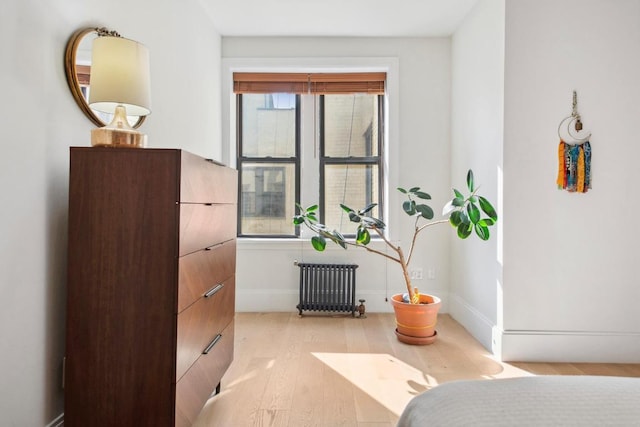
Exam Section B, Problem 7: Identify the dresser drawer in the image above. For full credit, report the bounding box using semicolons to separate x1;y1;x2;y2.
175;320;234;427
179;204;237;256
175;276;235;382
179;151;237;204
178;240;236;313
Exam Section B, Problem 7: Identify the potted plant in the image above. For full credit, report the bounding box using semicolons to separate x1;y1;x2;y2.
293;170;498;344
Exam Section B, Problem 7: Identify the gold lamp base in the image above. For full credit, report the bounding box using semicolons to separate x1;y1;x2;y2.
91;127;147;148
90;104;147;148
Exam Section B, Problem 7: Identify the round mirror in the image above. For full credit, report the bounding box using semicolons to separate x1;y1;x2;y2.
64;27;146;128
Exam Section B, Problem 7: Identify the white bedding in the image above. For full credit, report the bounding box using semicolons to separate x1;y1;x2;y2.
397;375;640;426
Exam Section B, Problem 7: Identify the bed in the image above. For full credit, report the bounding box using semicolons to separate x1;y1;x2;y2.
397;375;640;426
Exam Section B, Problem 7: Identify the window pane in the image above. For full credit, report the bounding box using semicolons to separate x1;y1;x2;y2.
324;164;380;233
242;93;296;157
324;94;379;157
240;162;296;235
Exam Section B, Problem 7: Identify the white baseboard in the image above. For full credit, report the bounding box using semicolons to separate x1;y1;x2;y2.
46;413;63;427
448;293;497;354
501;330;640;363
448;294;640;363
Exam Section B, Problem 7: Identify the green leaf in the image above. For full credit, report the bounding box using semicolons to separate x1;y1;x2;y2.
409;187;420;193
356;227;371;245
414;191;431;200
306;204;319;212
397;187;407;194
475;223;490;241
374;218;387;228
358;203;377;215
467;203;481;224
449;211;463;227
415;204;434;220
467;169;475;192
306;213;317;222
293;216;305;225
348;212;361;222
361;216;386;229
479;218;495;227
340;204;354;213
478;196;498;221
332;230;347;249
453;188;464;199
457;222;473;239
402;200;416;215
311;235;326;251
452;197;465;207
459;212;470;226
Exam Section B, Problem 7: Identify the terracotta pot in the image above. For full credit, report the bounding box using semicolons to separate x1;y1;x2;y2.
390;293;441;345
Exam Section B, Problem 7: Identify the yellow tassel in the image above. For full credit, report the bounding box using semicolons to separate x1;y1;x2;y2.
557;141;566;189
411;287;420;304
577;145;585;192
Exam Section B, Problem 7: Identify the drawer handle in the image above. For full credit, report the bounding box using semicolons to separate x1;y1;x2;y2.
204;242;223;251
203;334;222;354
204;284;224;298
205;158;224;166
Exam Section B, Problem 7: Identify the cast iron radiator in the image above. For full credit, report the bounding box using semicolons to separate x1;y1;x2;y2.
295;262;359;316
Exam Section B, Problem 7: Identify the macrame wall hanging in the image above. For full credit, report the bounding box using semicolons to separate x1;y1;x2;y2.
556;91;592;193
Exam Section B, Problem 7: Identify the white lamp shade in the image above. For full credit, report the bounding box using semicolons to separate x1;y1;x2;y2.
88;36;151;116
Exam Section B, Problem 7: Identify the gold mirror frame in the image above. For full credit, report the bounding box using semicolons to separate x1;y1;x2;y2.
64;27;146;129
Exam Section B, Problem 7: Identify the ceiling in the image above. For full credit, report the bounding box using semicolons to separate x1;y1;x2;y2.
200;0;479;37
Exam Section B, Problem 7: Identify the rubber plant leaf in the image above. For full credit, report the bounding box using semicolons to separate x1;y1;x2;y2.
403;200;416;215
356;227;371;245
478;196;498;221
467;169;474;192
416;204;434;220
475;223;490;241
449;210;463;227
358;203;377;215
467;202;481;224
340;204;354;213
332;230;347;249
348;212;361;222
457;222;473;239
311;235;326;251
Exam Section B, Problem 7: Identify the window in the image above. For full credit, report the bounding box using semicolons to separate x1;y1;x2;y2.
320;94;383;233
235;73;385;238
237;93;299;237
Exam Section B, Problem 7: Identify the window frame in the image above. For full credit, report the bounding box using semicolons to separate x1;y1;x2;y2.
319;94;386;235
236;93;301;238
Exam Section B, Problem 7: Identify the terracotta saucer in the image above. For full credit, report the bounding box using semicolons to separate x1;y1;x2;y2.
394;329;438;345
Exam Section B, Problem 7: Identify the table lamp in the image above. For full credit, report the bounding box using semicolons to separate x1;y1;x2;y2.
88;35;151;147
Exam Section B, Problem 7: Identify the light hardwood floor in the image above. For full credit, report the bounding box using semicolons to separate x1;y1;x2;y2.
193;312;640;427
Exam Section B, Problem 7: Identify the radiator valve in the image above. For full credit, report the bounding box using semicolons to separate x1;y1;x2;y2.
357;299;366;318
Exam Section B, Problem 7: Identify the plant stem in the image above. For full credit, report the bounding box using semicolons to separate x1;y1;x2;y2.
406;218;450;268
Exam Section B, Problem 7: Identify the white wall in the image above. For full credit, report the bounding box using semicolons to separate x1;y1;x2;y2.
450;0;504;352
222;37;454;313
0;1;222;424
502;0;640;362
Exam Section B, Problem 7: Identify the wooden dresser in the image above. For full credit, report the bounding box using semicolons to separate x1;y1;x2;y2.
65;147;237;427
